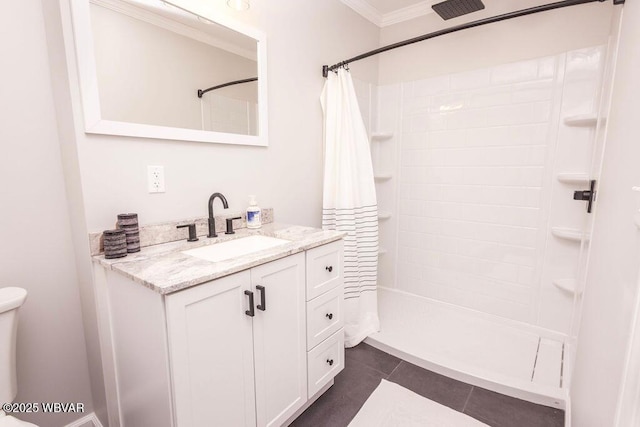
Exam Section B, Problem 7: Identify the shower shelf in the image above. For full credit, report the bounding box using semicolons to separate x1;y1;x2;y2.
557;173;590;185
378;212;392;220
553;279;583;296
370;132;393;141
551;227;590;242
563;114;604;127
374;174;393;182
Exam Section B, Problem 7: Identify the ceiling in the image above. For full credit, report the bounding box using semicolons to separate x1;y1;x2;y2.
340;0;438;27
340;0;587;28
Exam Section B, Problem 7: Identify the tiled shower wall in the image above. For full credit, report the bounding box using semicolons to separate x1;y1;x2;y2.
202;94;258;135
375;47;605;332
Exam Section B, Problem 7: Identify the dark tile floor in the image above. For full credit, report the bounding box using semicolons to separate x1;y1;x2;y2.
291;343;564;427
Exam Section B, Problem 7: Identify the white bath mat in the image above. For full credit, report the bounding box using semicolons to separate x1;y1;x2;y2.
348;380;489;427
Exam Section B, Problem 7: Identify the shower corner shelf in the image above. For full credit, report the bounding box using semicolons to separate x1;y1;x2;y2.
551;227;590;242
378;211;392;220
374;174;393;182
553;279;583;296
371;132;394;141
563;114;605;127
557;173;590;185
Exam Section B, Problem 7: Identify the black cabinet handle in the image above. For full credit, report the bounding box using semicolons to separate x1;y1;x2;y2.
256;285;266;311
244;290;254;317
327;359;334;366
326;313;333;320
326;266;333;272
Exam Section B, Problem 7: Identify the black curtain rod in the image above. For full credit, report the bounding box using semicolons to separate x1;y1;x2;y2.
322;0;623;77
197;77;258;98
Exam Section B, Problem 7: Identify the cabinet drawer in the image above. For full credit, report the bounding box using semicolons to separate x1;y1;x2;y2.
307;286;343;350
307;329;344;397
306;240;343;301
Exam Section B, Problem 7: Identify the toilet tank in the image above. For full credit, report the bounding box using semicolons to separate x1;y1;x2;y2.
0;287;27;405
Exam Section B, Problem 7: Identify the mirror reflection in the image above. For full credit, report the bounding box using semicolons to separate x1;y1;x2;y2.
89;0;259;136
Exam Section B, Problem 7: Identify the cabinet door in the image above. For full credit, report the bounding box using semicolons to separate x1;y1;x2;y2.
166;271;256;427
252;253;307;427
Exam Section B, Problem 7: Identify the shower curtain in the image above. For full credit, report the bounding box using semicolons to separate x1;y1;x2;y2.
320;68;380;348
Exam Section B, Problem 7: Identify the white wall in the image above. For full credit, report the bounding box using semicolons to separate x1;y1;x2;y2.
571;3;640;425
61;0;379;233
91;4;258;131
378;2;613;84
43;1;380;425
0;1;94;425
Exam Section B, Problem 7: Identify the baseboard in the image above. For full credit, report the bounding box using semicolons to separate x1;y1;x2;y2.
64;412;104;427
284;380;334;426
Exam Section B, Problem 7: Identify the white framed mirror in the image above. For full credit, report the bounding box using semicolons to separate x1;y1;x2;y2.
68;0;268;146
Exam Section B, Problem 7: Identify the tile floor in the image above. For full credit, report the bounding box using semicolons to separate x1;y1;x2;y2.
291;343;564;427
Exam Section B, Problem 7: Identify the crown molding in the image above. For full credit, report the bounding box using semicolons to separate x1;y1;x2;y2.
341;0;435;27
340;0;384;26
380;2;435;27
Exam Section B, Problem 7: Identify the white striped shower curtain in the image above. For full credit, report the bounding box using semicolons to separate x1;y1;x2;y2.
320;69;380;348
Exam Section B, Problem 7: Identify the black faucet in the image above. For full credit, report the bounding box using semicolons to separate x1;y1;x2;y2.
208;192;229;238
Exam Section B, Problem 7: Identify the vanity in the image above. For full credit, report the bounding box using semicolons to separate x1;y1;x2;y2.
93;223;345;427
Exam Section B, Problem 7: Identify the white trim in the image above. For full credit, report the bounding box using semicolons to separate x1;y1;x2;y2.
65;0;269;146
565;396;572;427
90;0;256;60
341;0;383;26
380;2;434;27
340;0;436;28
615;241;640;425
64;413;104;427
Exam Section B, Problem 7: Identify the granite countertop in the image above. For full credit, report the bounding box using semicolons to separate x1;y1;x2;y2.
93;223;345;295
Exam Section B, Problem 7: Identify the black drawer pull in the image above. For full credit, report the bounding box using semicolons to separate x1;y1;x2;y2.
256;285;266;311
326;266;333;272
326;313;333;320
327;359;334;366
244;291;254;317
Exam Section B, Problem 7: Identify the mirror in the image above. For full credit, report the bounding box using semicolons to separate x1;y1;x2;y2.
69;0;268;146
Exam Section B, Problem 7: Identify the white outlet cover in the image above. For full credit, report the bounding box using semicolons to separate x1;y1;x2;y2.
147;165;165;193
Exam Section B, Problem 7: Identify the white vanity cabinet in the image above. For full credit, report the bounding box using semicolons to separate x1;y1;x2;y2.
101;239;344;427
166;253;307;427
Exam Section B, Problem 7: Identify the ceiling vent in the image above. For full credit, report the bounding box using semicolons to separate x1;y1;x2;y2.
432;0;485;20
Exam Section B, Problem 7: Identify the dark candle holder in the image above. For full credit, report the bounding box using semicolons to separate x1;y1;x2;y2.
103;229;127;259
117;213;140;253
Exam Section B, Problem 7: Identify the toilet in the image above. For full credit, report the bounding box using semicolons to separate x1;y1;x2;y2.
0;287;38;427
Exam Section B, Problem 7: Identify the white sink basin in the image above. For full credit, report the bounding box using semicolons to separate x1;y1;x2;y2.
182;235;289;263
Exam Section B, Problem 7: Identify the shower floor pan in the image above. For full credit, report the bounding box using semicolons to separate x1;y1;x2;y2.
365;287;568;410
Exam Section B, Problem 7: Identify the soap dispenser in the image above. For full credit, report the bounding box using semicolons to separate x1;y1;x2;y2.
246;195;262;229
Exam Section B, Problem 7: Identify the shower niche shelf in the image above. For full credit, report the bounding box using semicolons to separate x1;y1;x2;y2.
563;114;604;127
551;227;590;242
378;212;392;220
370;132;393;141
557;173;590;185
553;279;583;296
374;174;393;182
